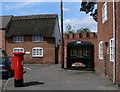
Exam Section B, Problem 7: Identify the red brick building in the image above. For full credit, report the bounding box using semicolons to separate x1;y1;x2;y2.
97;1;120;85
1;14;61;64
0;16;12;49
63;32;97;69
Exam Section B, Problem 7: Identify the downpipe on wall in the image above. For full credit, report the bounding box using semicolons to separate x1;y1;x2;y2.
113;0;116;84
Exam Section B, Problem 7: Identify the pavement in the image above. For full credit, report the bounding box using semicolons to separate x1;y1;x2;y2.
1;64;119;91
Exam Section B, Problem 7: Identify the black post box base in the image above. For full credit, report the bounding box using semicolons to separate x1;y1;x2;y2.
14;79;24;87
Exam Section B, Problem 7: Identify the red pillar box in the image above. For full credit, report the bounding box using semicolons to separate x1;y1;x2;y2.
11;56;17;70
13;52;25;87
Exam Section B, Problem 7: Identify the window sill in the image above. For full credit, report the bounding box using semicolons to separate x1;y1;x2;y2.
32;56;43;58
110;60;114;63
102;19;107;24
99;58;103;60
32;41;43;43
13;42;24;43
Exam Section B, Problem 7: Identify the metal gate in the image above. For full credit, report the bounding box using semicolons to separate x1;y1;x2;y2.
66;40;94;71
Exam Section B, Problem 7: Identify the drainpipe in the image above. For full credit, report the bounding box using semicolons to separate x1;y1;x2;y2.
113;0;116;84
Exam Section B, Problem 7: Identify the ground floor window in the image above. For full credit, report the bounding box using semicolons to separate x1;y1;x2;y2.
99;41;103;59
13;48;24;52
32;47;43;57
110;38;114;62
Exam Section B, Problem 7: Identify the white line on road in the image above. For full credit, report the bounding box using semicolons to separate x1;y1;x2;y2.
2;78;12;91
23;67;32;70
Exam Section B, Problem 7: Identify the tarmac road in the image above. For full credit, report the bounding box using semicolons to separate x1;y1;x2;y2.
2;64;119;91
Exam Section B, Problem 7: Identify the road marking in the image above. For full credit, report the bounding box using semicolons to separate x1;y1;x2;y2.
2;78;11;91
23;67;32;70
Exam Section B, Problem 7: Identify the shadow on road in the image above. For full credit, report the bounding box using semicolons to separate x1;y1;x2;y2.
24;81;44;87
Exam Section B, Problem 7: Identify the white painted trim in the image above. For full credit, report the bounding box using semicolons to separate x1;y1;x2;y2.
110;38;114;62
102;2;108;23
99;41;103;60
13;48;24;52
32;35;43;42
32;47;43;57
13;35;24;43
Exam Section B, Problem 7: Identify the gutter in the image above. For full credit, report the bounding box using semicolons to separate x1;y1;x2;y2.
113;0;116;84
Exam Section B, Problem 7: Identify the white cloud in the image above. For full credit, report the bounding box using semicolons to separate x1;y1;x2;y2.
63;7;69;11
4;4;10;10
64;17;96;26
63;16;97;32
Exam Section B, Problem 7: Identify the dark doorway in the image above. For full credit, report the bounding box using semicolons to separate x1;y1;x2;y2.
55;46;59;64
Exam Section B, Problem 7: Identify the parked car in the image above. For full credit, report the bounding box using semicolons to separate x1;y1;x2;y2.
0;56;13;78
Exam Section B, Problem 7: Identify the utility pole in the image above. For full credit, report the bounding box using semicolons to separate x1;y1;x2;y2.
60;0;64;68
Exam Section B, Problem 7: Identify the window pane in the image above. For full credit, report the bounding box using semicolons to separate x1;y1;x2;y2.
110;38;114;61
13;48;24;52
32;48;43;57
99;41;103;59
13;36;24;42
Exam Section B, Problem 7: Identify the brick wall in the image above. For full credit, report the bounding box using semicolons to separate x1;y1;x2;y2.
97;2;114;80
98;2;120;85
6;36;56;64
0;30;5;49
116;2;120;85
63;32;97;69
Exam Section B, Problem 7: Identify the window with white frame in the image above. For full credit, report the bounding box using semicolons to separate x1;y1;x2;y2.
32;47;43;57
13;48;24;52
13;35;24;43
32;35;43;42
110;38;114;62
102;2;107;23
99;41;103;59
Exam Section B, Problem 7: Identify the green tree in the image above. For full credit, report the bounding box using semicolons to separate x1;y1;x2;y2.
2;50;7;56
65;24;76;33
76;27;91;33
80;0;97;22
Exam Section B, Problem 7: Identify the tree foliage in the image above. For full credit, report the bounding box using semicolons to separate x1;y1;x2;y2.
65;24;76;33
80;0;97;22
76;27;91;33
65;24;91;34
2;49;7;56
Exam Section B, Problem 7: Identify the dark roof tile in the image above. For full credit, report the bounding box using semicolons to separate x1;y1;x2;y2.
0;16;12;29
6;14;58;37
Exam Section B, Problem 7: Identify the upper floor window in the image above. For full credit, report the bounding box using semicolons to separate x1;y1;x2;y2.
13;48;24;53
99;41;103;59
32;47;43;57
32;35;43;42
110;38;114;62
13;35;24;43
102;2;107;23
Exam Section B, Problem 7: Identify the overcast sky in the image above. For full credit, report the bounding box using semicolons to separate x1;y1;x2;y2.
1;1;97;32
